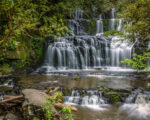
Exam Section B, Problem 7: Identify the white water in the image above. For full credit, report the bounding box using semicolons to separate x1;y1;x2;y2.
64;90;108;110
120;91;150;120
96;14;103;35
111;36;132;67
37;8;133;72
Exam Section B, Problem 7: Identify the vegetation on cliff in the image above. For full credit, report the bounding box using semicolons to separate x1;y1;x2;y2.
0;0;149;74
0;0;120;74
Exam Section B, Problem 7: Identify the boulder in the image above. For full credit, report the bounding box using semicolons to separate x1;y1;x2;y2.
4;113;20;120
22;89;49;107
0;116;4;120
22;89;57;120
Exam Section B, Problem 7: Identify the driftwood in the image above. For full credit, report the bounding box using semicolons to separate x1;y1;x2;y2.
0;95;24;104
53;103;77;111
47;87;60;95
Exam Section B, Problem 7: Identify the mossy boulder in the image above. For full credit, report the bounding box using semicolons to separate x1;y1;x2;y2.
62;88;72;96
98;86;131;104
104;92;120;104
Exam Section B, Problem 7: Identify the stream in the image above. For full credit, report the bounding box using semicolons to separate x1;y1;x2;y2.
9;69;149;120
1;8;150;120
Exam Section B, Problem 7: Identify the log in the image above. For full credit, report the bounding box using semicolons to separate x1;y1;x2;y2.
0;95;24;104
53;103;77;111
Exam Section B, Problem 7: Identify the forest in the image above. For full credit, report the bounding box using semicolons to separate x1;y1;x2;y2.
0;0;150;120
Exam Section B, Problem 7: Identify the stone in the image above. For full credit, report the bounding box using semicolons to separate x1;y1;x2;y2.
4;113;20;120
22;89;57;120
22;89;49;107
0;116;4;120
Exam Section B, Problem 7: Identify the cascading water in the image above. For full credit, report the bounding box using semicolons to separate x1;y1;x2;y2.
38;8;132;72
108;8;123;31
68;9;86;36
120;90;150;120
96;14;103;35
111;37;132;67
64;89;108;110
42;36;111;71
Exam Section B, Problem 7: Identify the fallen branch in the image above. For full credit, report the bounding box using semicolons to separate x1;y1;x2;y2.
0;95;24;104
53;103;77;111
47;87;60;95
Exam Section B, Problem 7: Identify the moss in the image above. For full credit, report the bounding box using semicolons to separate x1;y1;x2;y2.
98;87;130;104
103;19;110;31
85;19;96;35
62;88;72;96
106;92;120;104
0;86;13;92
74;76;81;81
104;30;124;36
0;64;11;74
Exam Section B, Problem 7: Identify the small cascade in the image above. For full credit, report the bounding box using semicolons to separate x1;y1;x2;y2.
147;41;150;66
64;89;108;110
111;37;132;67
96;14;103;35
108;8;123;31
68;9;86;36
109;8;116;30
0;78;14;88
0;77;15;100
120;89;150;120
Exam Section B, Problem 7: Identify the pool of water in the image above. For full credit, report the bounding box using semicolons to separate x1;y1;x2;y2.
12;69;150;120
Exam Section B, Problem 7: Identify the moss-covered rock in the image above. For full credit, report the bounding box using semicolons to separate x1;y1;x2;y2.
62;88;72;96
98;86;131;104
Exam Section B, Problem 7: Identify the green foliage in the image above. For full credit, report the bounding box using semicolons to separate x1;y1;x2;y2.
121;53;150;72
108;92;119;104
0;0;129;72
6;40;17;51
122;52;150;87
147;83;150;87
49;92;64;103
104;30;124;36
62;107;74;120
121;0;150;42
33;92;73;120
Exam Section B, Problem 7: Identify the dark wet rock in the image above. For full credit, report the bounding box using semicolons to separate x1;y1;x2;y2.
23;105;46;120
0;87;13;93
61;88;73;96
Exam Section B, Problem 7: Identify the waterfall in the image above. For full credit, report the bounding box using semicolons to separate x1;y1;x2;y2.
109;8;116;30
111;37;132;67
109;8;123;31
96;14;103;35
147;41;150;66
37;8;133;72
68;9;86;36
42;36;112;71
120;90;150;120
64;89;108;110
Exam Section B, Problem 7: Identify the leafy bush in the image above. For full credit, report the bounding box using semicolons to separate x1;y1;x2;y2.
6;40;17;51
121;52;150;87
121;53;150;72
33;92;74;120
